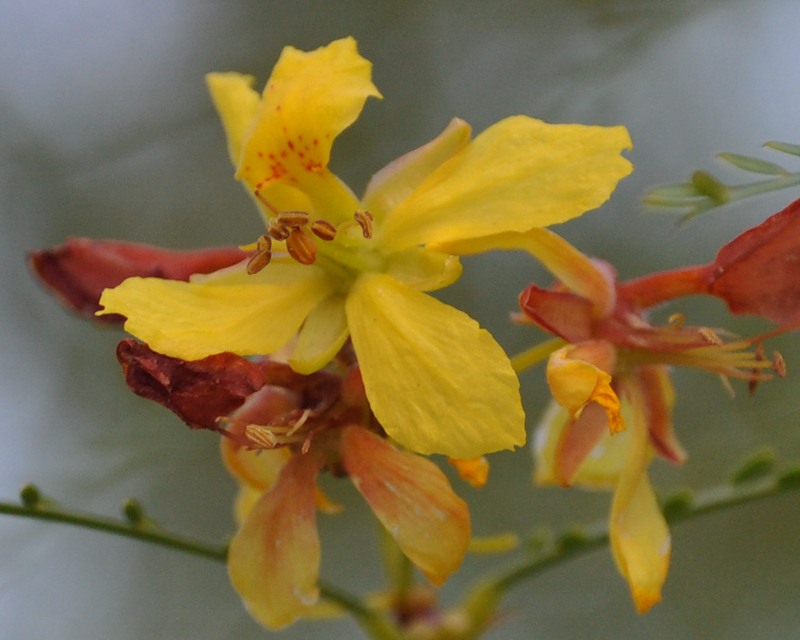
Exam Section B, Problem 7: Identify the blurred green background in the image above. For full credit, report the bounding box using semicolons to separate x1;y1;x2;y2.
2;1;800;638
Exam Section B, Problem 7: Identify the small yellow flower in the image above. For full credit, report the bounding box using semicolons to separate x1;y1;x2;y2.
99;37;633;459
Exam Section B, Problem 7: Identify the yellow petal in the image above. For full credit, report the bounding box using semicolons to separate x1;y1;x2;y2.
98;266;332;361
228;452;323;630
443;228;616;317
610;381;670;613
546;344;624;433
362;117;472;221
340;426;470;585
206;72;262;167
236;37;380;221
221;438;290;493
384;248;463;292
289;293;349;374
378;117;632;252
346;273;525;458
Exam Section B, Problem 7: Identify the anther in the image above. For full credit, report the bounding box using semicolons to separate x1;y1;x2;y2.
311;219;337;241
246;235;272;275
277;211;311;228
268;217;292;241
698;327;724;345
773;351;787;377
245;424;278;449
668;313;686;329
286;228;317;265
354;210;374;239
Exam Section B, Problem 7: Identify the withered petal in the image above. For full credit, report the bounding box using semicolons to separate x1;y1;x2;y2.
116;339;266;429
29;237;247;322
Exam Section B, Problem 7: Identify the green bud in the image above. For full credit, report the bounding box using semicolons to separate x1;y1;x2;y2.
732;447;776;485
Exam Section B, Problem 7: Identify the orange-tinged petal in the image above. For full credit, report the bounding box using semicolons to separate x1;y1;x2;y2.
340;426;470;585
236;38;380;221
638;366;686;465
228;451;323;629
610;381;670;613
346;272;525;458
362;118;472;221
98;266;332;361
553;402;612;486
448;456;489;489
546;343;624;434
533;401;633;489
379;117;632;252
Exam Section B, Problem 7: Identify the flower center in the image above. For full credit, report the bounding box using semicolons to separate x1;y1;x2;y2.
246;192;381;276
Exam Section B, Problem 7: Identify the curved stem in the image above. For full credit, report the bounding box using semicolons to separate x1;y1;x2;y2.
479;469;800;597
0;496;228;561
0;489;385;634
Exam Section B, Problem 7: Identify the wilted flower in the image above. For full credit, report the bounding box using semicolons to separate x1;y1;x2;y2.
519;199;800;611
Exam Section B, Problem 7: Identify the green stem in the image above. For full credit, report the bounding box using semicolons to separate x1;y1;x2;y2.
479;468;800;597
0;494;227;561
0;486;387;635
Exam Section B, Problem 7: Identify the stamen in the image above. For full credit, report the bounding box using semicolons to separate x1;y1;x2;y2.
245;424;279;448
253;185;280;216
668;313;686;329
246;235;272;275
354;210;374;239
698;327;724;345
311;219;337;241
286;228;317;265
268;217;292;241
277;211;311;228
773;351;787;377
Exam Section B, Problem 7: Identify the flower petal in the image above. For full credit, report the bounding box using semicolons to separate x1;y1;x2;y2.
98;266;332;361
533;401;633;489
221;438;291;495
340;426;470;585
235;38;380;220
385;248;463;292
346;273;525;458
378;117;632;252
115;339;267;429
610;381;670;613
546;343;624;434
206;72;262;167
362;118;472;221
228;451;323;629
448;456;489;489
28;238;247;322
638;366;686;465
289;294;350;374
708;196;800;324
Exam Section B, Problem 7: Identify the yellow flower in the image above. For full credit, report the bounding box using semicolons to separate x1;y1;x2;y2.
99;37;633;459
